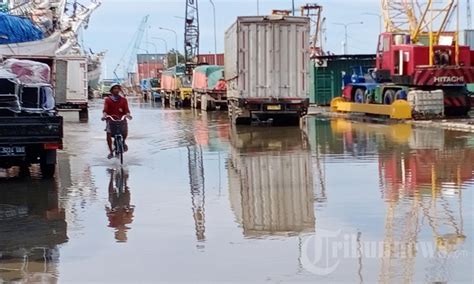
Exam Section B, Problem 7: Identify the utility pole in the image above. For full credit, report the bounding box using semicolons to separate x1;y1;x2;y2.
292;0;295;16
209;0;218;64
468;0;472;29
333;21;364;54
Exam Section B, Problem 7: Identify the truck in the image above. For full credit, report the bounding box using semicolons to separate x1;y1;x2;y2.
160;64;192;108
224;15;311;125
55;56;89;121
342;32;474;118
227;126;315;237
191;65;227;111
0;63;63;178
2;55;89;121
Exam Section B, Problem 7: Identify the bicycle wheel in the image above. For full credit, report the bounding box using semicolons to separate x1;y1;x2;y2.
115;135;124;165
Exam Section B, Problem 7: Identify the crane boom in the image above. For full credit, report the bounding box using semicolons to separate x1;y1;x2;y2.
382;0;457;44
113;15;149;83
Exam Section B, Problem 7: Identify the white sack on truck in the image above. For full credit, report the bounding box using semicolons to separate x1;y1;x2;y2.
2;59;51;84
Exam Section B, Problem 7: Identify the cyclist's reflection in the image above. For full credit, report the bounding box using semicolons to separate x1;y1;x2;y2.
105;169;134;242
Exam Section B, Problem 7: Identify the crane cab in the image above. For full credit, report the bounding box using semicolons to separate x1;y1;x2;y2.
375;32;474;86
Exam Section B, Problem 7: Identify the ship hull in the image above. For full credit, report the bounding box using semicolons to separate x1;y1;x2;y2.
0;32;61;57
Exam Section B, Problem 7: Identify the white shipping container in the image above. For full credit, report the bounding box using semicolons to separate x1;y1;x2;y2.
225;16;310;100
228;127;315;237
55;56;88;105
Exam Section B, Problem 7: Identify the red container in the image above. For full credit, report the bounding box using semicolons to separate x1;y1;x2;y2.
198;54;224;66
138;62;165;81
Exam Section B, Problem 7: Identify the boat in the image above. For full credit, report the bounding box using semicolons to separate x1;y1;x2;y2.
0;0;101;57
87;50;105;92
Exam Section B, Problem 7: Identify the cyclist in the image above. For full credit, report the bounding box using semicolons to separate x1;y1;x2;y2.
103;84;132;159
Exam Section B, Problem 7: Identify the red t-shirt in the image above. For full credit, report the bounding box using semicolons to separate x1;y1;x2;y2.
103;96;130;119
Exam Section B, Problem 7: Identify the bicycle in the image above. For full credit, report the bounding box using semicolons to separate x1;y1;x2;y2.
103;115;130;165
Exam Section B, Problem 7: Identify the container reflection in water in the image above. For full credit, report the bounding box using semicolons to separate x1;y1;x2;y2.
0;178;67;283
307;117;473;283
228;127;316;237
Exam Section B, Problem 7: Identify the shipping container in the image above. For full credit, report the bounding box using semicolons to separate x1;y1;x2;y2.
310;55;376;105
137;62;165;81
198;54;224;66
228;126;315;237
224;15;311;125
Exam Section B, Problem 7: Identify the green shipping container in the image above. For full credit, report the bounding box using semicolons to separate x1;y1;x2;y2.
310;55;376;105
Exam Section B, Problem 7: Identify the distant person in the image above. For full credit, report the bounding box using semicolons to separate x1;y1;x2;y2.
103;84;132;159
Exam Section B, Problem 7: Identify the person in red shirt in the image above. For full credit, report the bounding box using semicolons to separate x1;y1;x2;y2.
103;84;132;159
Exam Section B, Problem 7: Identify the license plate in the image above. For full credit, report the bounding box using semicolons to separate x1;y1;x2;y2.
0;146;26;157
267;105;281;111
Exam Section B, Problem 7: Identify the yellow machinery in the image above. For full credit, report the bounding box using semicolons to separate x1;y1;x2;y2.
330;97;412;120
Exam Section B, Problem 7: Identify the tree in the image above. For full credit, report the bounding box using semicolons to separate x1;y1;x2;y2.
166;49;185;68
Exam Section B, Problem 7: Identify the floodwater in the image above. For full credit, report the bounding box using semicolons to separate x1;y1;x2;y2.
0;98;473;283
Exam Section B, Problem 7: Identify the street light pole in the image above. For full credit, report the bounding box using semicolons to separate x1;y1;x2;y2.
209;0;218;64
333;21;364;54
152;37;169;68
257;0;259;15
159;27;179;67
362;12;382;34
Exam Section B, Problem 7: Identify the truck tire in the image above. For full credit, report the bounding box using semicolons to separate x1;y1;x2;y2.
201;95;208;111
79;108;89;122
40;163;56;179
40;150;57;179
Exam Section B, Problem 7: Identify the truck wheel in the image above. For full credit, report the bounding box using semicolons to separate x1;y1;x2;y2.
40;150;57;179
354;88;366;103
40;163;56;179
383;89;396;105
79;108;89;122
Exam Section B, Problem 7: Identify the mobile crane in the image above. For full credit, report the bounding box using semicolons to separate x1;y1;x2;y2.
332;0;474;119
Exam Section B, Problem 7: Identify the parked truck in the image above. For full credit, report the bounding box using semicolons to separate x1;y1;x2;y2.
160;64;192;108
228;126;315;237
224;15;311;125
0;60;63;178
191;65;227;111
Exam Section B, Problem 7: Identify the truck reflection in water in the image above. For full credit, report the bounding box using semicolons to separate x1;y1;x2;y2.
228;127;316;237
308;118;472;283
0;179;67;283
105;169;134;243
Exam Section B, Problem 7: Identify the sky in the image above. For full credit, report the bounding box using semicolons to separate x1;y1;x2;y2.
81;0;471;78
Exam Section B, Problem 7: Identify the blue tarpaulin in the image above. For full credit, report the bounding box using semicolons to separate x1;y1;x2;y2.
0;12;44;44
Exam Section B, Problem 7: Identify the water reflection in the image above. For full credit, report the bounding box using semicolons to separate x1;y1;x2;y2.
105;169;134;243
228;126;316;237
308;118;472;283
0;179;67;283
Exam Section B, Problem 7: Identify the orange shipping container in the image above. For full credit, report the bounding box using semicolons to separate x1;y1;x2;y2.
198;54;224;66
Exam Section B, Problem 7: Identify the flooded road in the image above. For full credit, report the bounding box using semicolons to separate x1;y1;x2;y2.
0;98;473;283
